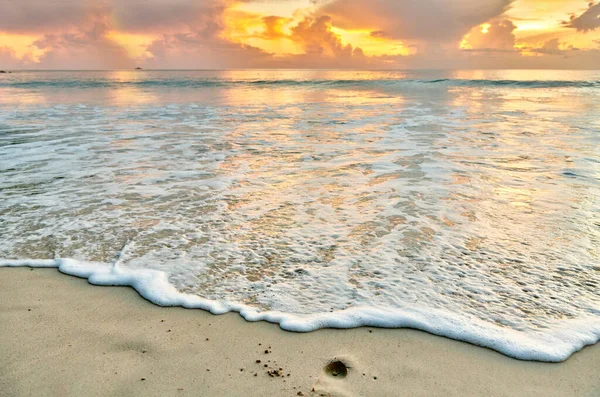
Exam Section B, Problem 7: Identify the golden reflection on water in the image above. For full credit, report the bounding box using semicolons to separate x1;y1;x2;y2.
441;79;597;261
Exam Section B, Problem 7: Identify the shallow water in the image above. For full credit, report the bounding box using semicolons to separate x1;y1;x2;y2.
1;70;599;361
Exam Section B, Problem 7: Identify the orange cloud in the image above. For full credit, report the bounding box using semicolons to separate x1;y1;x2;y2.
461;20;517;50
289;16;362;57
261;16;288;39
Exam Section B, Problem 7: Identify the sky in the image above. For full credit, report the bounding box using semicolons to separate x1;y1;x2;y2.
1;0;600;69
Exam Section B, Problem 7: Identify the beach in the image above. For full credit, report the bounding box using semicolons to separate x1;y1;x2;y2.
1;70;599;396
1;267;598;397
2;0;600;394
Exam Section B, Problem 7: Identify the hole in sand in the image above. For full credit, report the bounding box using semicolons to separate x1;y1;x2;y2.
324;360;348;378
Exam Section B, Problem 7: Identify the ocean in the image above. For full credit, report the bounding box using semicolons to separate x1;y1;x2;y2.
1;70;598;362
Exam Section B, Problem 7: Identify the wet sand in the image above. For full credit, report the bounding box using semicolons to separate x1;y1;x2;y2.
1;267;598;396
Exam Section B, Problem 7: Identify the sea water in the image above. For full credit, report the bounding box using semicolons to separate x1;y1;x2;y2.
1;70;599;361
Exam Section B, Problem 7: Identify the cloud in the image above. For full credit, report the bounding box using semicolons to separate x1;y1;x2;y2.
112;0;227;34
142;34;272;69
140;15;369;69
0;0;91;34
1;0;599;69
28;10;134;69
539;38;561;52
370;30;390;39
462;19;517;50
0;46;29;69
289;16;363;57
0;0;229;35
517;38;583;56
565;2;600;32
319;0;513;41
279;17;368;68
0;0;266;69
383;44;600;69
260;16;288;39
531;39;565;55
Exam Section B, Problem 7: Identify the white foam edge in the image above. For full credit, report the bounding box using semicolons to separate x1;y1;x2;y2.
2;258;599;362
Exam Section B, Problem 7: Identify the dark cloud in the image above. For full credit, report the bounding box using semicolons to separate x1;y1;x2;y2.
565;2;600;32
0;0;229;34
370;30;390;38
30;11;134;69
113;1;228;33
142;32;272;69
319;0;513;41
0;0;91;34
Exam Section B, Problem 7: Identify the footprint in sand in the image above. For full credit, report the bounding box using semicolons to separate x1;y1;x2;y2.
324;360;349;378
312;357;356;396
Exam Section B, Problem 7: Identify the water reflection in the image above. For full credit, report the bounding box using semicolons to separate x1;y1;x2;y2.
1;70;599;349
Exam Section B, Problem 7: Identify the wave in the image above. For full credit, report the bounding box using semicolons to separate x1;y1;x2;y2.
1;78;598;89
1;258;599;362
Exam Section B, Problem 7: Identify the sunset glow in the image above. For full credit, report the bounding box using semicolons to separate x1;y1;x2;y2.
1;0;599;69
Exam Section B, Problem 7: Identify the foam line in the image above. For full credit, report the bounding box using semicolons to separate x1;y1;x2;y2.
2;258;599;363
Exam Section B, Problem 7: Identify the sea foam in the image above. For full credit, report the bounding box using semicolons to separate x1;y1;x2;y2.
1;257;599;362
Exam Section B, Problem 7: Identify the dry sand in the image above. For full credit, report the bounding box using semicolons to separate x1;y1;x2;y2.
1;267;598;397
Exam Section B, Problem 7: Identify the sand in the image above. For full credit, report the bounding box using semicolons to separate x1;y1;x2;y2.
1;268;598;397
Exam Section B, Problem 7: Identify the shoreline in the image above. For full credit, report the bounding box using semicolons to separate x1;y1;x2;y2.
1;267;599;396
2;259;596;363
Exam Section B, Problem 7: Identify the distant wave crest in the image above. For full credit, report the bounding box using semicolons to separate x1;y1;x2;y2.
1;78;598;89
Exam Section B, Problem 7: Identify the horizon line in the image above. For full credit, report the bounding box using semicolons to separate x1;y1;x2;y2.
2;68;600;72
